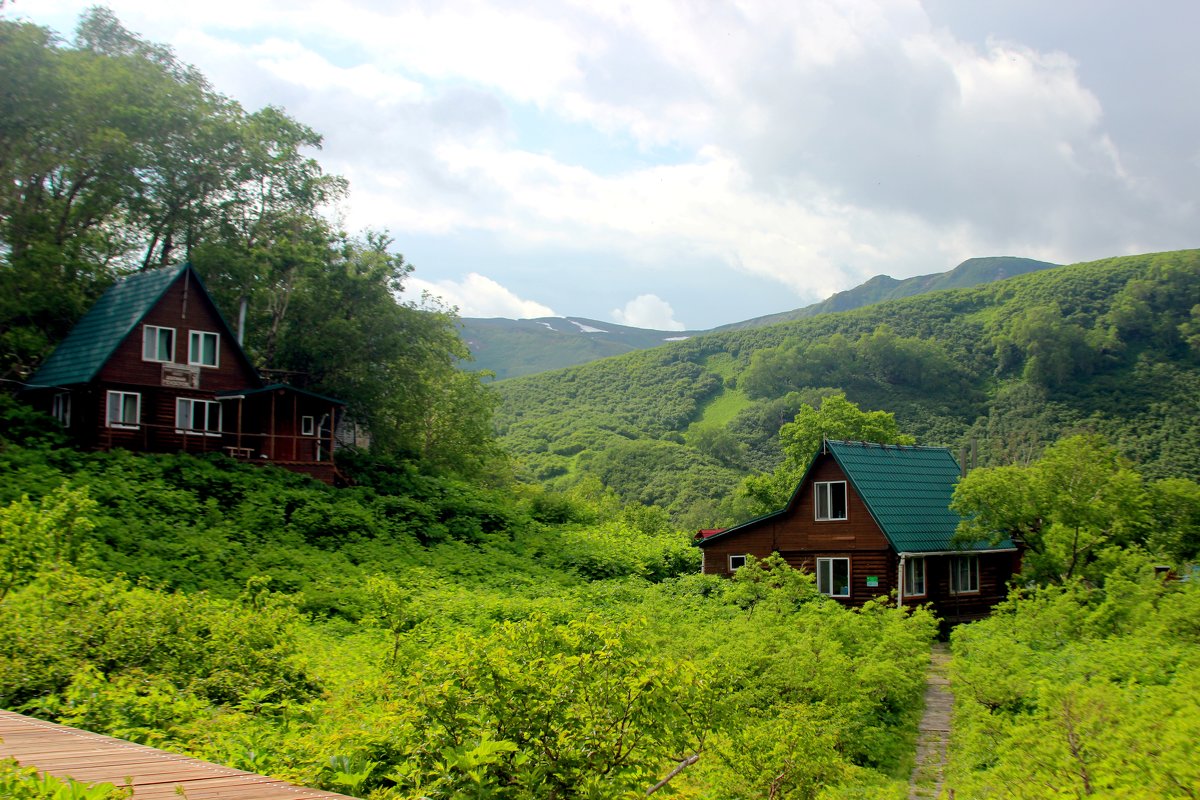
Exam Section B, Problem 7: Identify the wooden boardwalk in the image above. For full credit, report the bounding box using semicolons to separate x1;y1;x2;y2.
0;709;356;799
908;642;952;800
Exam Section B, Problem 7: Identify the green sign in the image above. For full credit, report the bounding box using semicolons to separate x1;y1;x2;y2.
866;576;879;588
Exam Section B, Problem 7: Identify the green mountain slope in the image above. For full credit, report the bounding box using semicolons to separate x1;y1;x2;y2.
713;256;1058;331
494;250;1200;527
463;256;1058;378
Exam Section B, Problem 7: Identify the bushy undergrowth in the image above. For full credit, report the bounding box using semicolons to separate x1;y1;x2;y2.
0;423;936;798
946;570;1200;798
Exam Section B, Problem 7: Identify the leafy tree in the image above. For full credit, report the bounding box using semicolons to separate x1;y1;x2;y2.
952;435;1151;582
739;394;913;513
0;11;344;382
997;303;1100;388
1146;477;1200;564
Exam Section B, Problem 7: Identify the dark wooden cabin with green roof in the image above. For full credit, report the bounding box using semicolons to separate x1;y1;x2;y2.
24;263;345;484
695;439;1020;623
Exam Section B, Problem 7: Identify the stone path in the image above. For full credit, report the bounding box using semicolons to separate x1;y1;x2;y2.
908;642;952;800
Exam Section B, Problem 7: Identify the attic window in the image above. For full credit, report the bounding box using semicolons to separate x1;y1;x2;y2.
189;330;219;368
143;325;175;362
814;481;847;521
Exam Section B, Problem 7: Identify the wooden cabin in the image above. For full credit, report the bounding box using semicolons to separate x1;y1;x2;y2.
695;440;1020;624
23;264;345;484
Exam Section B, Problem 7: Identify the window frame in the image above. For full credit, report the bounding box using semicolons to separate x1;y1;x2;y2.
188;330;220;368
175;397;223;437
301;415;315;436
814;481;848;521
106;390;141;429
142;325;176;363
728;554;748;571
904;556;927;597
52;392;71;428
816;556;851;597
950;555;980;595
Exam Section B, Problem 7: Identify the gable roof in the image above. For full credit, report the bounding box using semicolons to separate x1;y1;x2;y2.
698;439;1015;554
27;263;258;389
28;264;187;388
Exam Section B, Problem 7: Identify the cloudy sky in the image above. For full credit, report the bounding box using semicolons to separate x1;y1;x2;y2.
12;1;1198;329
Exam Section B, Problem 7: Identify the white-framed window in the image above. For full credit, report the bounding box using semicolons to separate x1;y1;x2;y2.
106;391;140;428
728;554;748;571
52;392;71;427
817;557;850;597
175;398;222;436
301;415;315;436
814;481;848;521
188;330;219;368
905;557;926;596
142;325;175;362
950;556;980;594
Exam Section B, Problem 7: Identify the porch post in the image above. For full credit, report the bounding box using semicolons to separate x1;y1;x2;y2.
898;554;905;609
291;393;298;461
327;403;336;462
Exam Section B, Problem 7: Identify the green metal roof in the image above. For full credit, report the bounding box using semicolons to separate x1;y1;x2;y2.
697;439;1014;554
824;440;1013;553
28;264;187;388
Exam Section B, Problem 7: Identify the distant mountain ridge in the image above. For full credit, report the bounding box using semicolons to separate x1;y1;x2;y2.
461;256;1059;379
461;317;706;380
712;256;1059;331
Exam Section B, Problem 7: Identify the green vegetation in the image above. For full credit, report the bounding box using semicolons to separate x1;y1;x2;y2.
496;250;1200;527
0;423;936;798
0;758;130;799
946;576;1200;798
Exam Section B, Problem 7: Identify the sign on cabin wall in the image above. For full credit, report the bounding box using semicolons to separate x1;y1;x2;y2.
161;364;200;389
866;576;879;588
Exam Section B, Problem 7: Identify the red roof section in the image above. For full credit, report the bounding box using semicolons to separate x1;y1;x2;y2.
694;528;726;541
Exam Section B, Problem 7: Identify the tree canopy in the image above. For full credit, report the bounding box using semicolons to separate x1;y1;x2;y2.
0;10;497;476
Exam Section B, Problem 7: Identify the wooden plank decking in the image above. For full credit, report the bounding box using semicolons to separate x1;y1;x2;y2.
0;709;356;799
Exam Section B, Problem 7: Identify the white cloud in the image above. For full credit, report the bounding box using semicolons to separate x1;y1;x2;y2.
18;0;1199;324
611;295;685;331
405;273;556;319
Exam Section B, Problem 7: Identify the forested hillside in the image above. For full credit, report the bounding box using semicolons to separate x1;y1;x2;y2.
461;256;1056;379
713;255;1057;331
496;250;1200;527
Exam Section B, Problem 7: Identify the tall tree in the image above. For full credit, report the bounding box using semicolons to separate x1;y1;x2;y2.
738;394;913;514
952;434;1151;582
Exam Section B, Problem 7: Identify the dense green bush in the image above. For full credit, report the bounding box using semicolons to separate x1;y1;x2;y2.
947;571;1200;798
